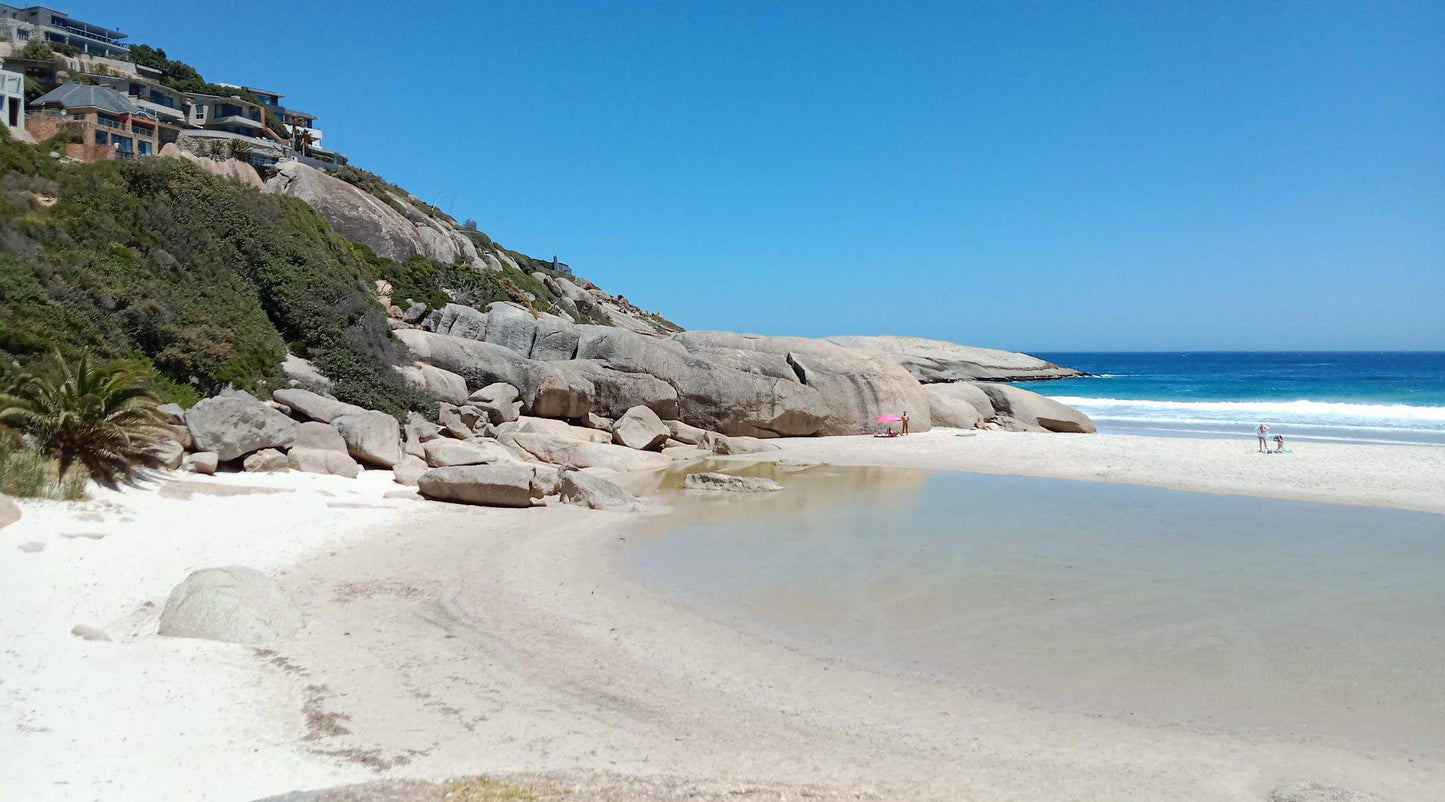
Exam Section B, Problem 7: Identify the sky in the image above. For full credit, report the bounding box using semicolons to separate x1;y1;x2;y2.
64;1;1444;351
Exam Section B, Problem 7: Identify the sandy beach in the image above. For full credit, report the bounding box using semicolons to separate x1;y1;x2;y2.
3;432;1443;801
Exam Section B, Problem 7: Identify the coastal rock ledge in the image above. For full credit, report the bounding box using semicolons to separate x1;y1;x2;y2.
824;335;1084;383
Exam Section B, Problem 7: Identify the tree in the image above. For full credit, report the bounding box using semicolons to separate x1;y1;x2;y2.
17;38;57;63
0;350;167;484
292;127;316;157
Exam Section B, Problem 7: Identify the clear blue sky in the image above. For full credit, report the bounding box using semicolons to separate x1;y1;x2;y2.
66;1;1443;351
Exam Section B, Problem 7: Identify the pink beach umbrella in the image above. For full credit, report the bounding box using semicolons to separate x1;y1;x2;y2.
876;414;902;423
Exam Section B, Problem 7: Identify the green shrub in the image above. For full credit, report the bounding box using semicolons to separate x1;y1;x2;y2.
0;431;88;499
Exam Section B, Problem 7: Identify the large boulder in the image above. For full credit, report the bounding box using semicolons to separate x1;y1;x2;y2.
568;361;681;421
665;419;710;445
243;448;289;472
482;302;537;356
184;391;298;462
399;363;469;405
416;464;535;507
392;454;428;486
978;384;1096;434
530;317;581;360
423;438;509;467
468;382;522;425
508;433;672;472
264;161;471;265
332;411;404;467
288;448;361;477
271;389;367;424
702;432;781;455
577;327;828;437
182;451;218;475
824;335;1084;382
611;406;670;450
558;467;639;510
287;425;361;477
516;416;612;443
148;439;184;470
158;567;303;644
926;382;993;429
428;303;489;340
684;472;783;492
671;331;927;436
398;330;593;419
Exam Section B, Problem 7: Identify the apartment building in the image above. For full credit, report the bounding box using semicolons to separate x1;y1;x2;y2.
0;4;127;57
0;66;22;131
26;82;168;160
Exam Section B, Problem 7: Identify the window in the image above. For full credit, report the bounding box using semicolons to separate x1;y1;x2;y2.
94;131;107;145
138;141;151;155
16;28;28;40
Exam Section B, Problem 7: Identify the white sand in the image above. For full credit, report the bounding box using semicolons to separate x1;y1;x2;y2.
764;429;1445;514
2;433;1442;801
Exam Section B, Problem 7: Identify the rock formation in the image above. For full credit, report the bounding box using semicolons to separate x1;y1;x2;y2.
158;566;303;644
824;335;1083;382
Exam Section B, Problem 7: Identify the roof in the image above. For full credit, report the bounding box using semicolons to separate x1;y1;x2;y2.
29;82;152;117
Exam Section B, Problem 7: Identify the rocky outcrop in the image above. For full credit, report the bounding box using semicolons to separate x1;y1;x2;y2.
417;464;535;507
264;161;481;267
184;391;298;462
158;143;262;188
182;451;218;475
611;406;670;450
672;331;930;436
558;467;638;510
824;335;1083;383
158;566;303;644
508;433;672;472
399;363;469;406
271;389;366;424
926;383;993;429
684;472;783;493
333;411;403;467
243;448;289;472
978;384;1096;433
287;422;362;477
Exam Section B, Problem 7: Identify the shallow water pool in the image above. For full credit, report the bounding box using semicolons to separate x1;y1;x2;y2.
625;464;1445;754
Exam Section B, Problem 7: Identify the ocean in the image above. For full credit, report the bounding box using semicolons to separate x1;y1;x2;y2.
1027;352;1445;446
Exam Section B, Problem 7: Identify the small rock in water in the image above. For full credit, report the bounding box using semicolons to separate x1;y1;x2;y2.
684;472;783;493
70;625;111;641
17;541;45;553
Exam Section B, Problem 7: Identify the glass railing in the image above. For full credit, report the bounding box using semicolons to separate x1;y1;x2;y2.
95;117;123;130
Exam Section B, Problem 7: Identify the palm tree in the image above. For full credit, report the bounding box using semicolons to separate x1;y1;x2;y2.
0;351;167;485
292;127;316;158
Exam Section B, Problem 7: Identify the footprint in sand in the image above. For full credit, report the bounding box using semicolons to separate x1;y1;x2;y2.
61;532;108;540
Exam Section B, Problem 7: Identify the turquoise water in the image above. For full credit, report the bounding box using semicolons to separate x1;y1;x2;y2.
627;466;1445;754
1029;352;1445;445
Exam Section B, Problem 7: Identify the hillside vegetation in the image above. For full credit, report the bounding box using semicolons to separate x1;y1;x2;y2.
0;132;580;416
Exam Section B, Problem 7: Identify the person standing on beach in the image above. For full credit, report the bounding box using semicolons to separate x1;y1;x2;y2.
1257;423;1269;453
901;411;910;436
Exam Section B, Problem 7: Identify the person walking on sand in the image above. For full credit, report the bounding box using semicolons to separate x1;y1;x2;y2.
901;411;910;436
1257;423;1269;453
1274;434;1286;453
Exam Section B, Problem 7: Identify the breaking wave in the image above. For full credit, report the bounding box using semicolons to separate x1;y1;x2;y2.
1048;396;1445;431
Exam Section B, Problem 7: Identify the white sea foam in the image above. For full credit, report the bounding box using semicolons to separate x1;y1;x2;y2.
1048;396;1445;430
